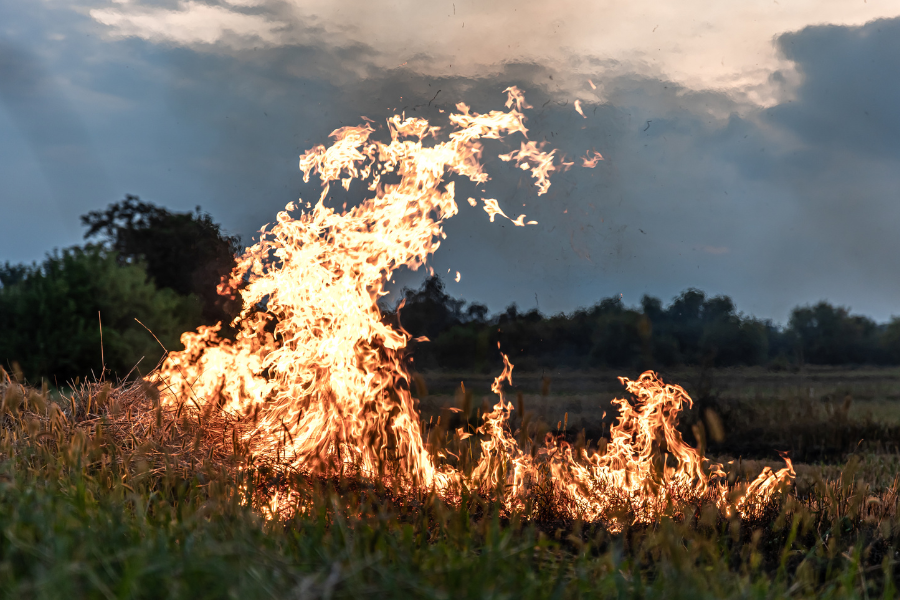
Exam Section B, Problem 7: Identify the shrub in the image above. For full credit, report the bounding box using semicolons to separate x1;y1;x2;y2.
0;245;201;383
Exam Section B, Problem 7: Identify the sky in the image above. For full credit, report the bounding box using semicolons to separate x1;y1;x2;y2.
2;0;900;323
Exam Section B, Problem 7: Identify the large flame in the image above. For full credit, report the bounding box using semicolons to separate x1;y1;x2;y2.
157;88;793;525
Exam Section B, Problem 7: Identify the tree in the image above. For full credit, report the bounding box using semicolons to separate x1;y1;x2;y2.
0;245;201;383
788;302;880;364
589;309;645;368
396;276;466;341
882;317;900;363
81;195;242;326
0;263;29;288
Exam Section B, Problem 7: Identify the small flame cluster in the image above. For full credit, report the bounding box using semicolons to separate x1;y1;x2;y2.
157;88;793;526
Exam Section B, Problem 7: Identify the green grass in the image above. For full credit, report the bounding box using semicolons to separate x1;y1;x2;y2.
1;455;897;599
2;373;900;599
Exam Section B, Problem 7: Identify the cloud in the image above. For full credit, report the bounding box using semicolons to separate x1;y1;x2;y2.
768;18;900;159
719;18;900;319
5;1;900;323
137;47;770;315
144;16;900;321
86;0;900;106
90;1;286;47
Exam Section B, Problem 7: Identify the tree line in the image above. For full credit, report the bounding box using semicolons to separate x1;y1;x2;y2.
391;277;900;372
4;197;900;384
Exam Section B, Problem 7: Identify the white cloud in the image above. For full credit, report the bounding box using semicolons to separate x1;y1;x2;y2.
86;0;900;105
90;1;285;47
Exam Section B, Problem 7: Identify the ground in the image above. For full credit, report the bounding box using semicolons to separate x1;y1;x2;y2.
1;367;899;598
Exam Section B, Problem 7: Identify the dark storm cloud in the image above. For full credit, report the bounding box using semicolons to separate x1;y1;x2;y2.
769;18;900;159
81;15;900;320
719;18;900;319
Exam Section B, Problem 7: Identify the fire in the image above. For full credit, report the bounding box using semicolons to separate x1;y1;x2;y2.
574;99;586;118
157;87;793;524
582;150;604;168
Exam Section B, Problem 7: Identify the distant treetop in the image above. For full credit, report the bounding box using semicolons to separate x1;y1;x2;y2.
81;195;242;325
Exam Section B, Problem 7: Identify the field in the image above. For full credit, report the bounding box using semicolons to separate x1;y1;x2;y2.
2;367;900;598
418;365;900;461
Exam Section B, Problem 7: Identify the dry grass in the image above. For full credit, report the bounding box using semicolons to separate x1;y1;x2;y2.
4;366;900;598
0;367;248;493
415;366;900;463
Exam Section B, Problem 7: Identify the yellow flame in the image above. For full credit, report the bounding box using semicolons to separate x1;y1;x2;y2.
157;87;792;524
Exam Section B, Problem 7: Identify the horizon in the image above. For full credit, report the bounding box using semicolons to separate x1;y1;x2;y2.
5;198;897;329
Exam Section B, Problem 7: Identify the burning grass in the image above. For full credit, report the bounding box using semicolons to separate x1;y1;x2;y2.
148;88;795;526
416;366;900;465
2;371;900;598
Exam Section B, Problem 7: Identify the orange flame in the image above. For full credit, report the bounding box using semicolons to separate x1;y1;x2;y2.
157;87;792;523
574;100;586;118
582;150;604;168
499;140;572;195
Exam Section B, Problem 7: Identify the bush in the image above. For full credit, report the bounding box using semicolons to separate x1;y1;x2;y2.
0;245;201;384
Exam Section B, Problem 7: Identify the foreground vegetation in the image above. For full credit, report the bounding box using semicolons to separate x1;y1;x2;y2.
2;371;900;599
